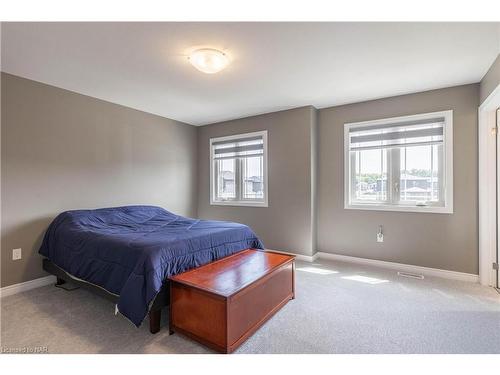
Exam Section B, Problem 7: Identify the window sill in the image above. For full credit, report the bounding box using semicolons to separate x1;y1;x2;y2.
345;203;453;214
210;200;268;208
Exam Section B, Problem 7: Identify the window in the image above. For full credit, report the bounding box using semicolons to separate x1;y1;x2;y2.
210;131;268;206
344;111;453;213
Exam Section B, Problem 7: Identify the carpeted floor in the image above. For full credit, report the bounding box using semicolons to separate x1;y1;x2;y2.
1;259;499;354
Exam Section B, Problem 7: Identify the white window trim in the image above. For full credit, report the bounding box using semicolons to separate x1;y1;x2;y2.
210;130;269;207
344;110;453;214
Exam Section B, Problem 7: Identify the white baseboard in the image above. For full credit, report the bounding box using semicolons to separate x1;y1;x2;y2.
315;252;479;283
265;249;318;262
1;275;57;298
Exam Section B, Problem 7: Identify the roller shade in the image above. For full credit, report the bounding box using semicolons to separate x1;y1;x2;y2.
349;117;444;151
212;135;264;159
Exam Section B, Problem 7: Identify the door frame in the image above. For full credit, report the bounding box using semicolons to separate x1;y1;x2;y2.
478;83;500;287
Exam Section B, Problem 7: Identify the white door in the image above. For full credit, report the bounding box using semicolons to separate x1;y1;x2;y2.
497;108;500;288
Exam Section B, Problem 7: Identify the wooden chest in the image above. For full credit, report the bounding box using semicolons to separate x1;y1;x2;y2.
168;249;295;353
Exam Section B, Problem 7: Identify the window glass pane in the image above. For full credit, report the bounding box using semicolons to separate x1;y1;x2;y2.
242;156;264;200
215;158;236;200
352;149;387;202
399;144;441;203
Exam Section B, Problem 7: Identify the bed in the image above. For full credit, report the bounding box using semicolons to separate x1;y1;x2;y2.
38;205;264;332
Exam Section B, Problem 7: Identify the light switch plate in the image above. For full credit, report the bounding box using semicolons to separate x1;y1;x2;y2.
12;248;22;260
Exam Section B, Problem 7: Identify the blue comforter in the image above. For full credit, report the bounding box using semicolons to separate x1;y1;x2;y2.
38;205;264;326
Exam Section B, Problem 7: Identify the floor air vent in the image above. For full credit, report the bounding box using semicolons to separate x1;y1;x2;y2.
397;271;424;280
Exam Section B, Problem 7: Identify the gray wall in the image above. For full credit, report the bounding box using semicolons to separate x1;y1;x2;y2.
1;74;482;286
197;107;317;256
317;84;479;274
1;73;198;287
480;54;500;105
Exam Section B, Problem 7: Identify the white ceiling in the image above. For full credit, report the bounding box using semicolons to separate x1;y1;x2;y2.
2;22;499;125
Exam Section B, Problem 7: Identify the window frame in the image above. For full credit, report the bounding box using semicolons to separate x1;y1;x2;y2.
344;110;453;214
210;130;269;207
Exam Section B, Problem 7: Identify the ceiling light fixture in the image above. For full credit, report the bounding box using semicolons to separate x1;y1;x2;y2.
188;48;229;74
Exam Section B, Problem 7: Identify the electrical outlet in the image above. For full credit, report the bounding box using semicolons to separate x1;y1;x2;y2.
12;248;22;260
377;225;384;243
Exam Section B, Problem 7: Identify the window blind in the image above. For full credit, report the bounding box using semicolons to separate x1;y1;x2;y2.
349;117;444;151
212;135;264;159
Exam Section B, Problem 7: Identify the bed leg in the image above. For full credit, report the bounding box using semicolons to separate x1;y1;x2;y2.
56;277;66;286
149;309;161;334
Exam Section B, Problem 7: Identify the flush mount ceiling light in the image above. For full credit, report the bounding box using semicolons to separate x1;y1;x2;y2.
188;48;229;74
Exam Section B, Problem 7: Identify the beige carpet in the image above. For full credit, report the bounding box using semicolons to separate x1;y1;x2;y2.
1;259;499;354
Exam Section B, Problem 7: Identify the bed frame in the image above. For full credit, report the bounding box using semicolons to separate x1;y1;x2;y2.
42;259;168;334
